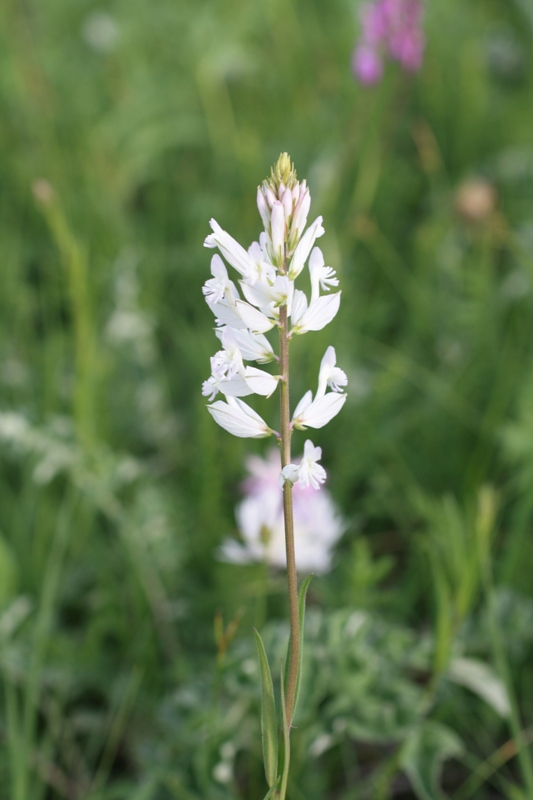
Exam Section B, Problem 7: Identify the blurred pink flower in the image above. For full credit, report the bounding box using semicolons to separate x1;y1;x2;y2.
220;448;345;573
352;0;425;85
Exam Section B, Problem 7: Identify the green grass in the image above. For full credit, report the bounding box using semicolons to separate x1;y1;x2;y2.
1;0;533;797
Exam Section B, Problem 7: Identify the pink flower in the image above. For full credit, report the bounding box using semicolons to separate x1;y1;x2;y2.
220;448;345;573
352;0;425;85
352;44;383;85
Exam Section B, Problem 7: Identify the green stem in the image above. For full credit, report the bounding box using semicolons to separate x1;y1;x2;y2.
279;303;299;727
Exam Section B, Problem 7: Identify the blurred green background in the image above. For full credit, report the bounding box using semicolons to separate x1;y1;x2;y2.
1;0;533;797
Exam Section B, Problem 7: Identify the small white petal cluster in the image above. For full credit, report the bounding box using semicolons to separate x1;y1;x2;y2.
202;154;348;485
280;440;327;491
220;449;345;573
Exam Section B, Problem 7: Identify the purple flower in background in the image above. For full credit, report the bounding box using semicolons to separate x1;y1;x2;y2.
220;448;345;573
353;0;425;85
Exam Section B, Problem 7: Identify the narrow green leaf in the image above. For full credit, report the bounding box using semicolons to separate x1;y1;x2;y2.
253;629;278;788
284;573;313;723
279;659;291;800
262;777;280;800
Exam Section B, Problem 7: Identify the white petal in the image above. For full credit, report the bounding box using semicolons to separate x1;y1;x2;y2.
293;392;347;429
217;374;254;397
269;275;291;306
282;188;293;220
211;254;228;279
317;346;347;395
290;289;308;325
288;216;325;279
290;183;310;244
224;329;275;363
257;187;271;230
212;301;247;330
240;280;271;308
235;300;276;333
292;292;341;334
309;246;324;303
244;367;280;397
205;219;255;278
320;345;336;373
292;389;313;421
279;464;300;487
300;461;327;490
207;397;272;438
304;439;322;462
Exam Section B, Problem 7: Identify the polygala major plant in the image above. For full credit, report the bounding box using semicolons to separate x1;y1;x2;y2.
202;154;347;799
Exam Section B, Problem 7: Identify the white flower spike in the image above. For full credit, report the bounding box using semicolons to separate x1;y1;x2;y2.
203;154;348;788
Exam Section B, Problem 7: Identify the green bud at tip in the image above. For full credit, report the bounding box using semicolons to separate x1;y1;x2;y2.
267;153;298;191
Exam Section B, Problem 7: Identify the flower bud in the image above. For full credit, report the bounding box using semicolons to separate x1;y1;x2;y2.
271;201;286;265
290;184;311;247
282;187;293;220
264;186;276;208
257;186;271;230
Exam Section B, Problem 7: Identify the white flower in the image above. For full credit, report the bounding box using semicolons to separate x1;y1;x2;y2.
204;328;279;399
243;367;279;398
240;275;291;309
215;327;275;364
288;216;325;280
292;347;348;429
291;292;341;335
309;247;338;304
207;397;273;438
290;289;308;325
204;219;255;279
234;300;277;333
247;241;276;283
292;392;347;429
280;439;327;490
211;301;247;330
317;346;348;396
202;336;252;399
220;448;344;573
211;328;243;379
202;255;240;307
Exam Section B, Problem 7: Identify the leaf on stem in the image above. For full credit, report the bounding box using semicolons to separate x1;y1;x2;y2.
279;659;291;800
284;573;313;724
253;629;279;788
261;778;280;800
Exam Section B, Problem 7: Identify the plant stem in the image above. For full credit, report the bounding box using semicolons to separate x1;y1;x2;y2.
279;303;299;725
